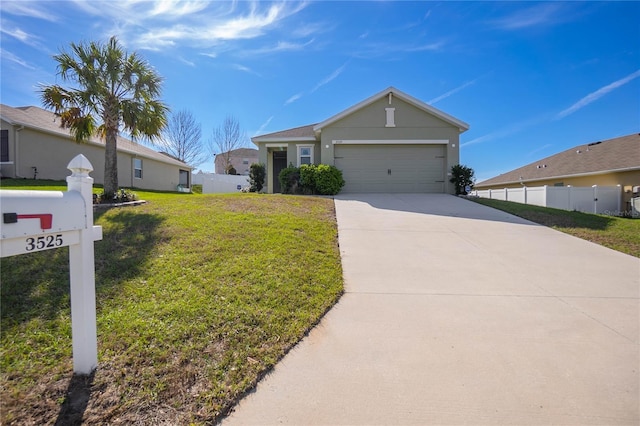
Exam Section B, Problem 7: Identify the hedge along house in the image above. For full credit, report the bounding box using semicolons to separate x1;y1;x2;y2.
1;104;192;191
252;87;469;194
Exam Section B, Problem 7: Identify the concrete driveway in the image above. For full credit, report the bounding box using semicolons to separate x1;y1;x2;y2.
221;194;639;425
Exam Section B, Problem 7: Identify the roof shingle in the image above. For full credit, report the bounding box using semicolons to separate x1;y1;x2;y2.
476;133;640;187
1;104;190;168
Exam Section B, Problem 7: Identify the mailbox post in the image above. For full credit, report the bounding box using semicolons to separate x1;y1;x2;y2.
1;154;102;375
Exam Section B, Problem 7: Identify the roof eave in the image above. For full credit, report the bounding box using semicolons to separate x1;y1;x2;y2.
252;136;317;143
476;166;640;188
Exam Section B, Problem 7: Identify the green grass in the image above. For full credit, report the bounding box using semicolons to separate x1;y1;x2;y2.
470;197;640;258
0;180;344;424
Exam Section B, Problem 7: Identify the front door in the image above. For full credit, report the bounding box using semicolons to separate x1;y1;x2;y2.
272;150;287;193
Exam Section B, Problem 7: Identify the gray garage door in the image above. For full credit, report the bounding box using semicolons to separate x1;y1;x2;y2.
334;144;446;193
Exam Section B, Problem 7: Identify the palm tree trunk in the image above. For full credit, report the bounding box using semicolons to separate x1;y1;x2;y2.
103;104;119;197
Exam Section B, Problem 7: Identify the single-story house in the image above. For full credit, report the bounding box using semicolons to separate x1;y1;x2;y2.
475;133;640;207
214;147;258;175
0;104;192;191
251;86;469;194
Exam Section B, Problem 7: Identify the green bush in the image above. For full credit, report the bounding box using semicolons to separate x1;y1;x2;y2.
314;164;345;195
449;164;475;195
191;184;203;194
299;164;317;194
279;164;345;195
278;164;300;194
95;188;138;204
249;163;266;192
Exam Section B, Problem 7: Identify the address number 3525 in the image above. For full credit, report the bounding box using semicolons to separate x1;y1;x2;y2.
26;234;64;251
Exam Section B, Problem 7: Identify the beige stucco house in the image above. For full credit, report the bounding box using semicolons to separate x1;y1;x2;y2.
475;133;640;207
252;87;469;194
214;147;258;175
0;104;192;191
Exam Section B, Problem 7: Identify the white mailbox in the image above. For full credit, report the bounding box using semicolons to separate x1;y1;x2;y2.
0;154;102;375
1;190;88;257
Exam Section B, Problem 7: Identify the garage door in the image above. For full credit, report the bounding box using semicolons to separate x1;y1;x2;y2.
334;144;446;193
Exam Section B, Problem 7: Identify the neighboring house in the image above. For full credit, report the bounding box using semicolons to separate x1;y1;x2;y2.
214;148;258;175
0;104;192;191
475;133;640;207
252;86;469;194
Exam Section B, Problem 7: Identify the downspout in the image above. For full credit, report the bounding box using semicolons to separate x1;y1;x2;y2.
15;125;24;178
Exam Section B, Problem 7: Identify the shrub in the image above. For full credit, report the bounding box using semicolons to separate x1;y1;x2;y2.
299;164;317;194
191;184;203;194
314;164;345;195
95;188;138;204
449;164;475;195
278;164;300;194
249;163;265;192
279;164;346;195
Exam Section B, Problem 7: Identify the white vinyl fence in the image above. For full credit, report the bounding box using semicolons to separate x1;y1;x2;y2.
473;185;622;215
202;174;249;194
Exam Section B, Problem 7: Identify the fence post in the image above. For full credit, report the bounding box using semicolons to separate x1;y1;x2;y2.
66;155;99;375
567;185;573;211
543;185;548;207
488;189;492;199
617;185;622;214
592;185;598;214
504;188;508;201
523;186;527;205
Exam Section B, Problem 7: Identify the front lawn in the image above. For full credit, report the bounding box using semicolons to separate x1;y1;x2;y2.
0;182;344;424
470;197;640;258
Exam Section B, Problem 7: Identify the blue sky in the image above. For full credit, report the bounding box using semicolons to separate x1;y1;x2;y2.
1;1;639;180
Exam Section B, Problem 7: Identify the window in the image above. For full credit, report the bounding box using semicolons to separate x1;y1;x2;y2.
1;130;8;162
134;158;143;179
297;145;314;166
242;158;249;165
179;169;189;186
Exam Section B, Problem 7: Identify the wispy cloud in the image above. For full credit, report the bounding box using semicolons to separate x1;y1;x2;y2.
428;78;478;104
149;0;209;18
351;39;446;59
0;22;52;54
285;93;303;105
1;1;59;21
461;115;546;148
556;69;640;119
406;41;446;52
255;115;274;136
239;38;315;57
311;62;347;93
232;64;262;77
178;56;195;67
527;144;552;157
0;48;36;70
285;62;348;106
490;3;566;30
68;0;308;51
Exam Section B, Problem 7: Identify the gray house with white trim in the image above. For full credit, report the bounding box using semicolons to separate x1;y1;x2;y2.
252;87;469;194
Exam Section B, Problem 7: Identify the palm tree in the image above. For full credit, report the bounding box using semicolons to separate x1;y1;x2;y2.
40;36;168;197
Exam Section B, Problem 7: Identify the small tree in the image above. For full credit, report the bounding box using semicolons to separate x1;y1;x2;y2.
249;163;265;192
210;115;244;174
159;109;205;166
449;164;475;195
